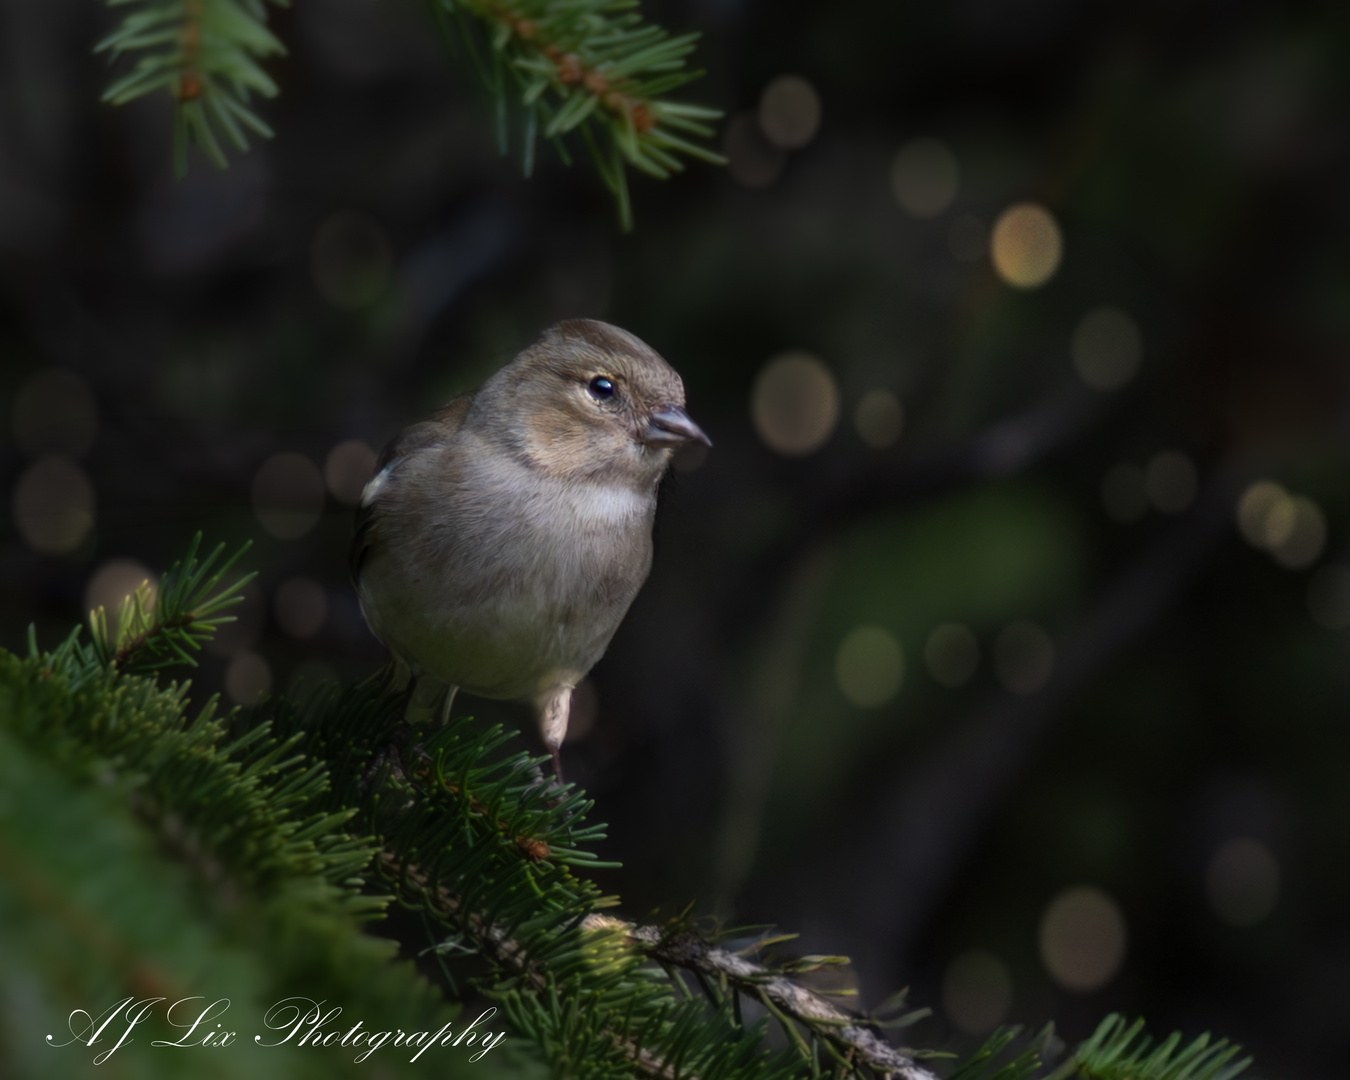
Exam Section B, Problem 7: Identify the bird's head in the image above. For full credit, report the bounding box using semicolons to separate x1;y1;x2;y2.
477;319;711;487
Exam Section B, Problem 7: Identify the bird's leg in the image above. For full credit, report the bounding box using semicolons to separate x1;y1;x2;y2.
536;683;574;782
395;678;454;780
439;684;458;726
361;671;418;792
404;674;448;726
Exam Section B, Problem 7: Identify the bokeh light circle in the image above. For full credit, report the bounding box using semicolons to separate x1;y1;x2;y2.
325;438;378;506
835;625;905;708
1236;480;1286;547
252;452;326;539
13;456;95;555
225;651;272;705
854;389;904;449
758;75;822;150
890;138;959;219
751;352;840;457
1038;885;1128;993
990;203;1063;289
1071;307;1142;391
1269;497;1326;569
1205;838;1280;927
942;950;1012;1034
85;559;156;637
1235;482;1327;568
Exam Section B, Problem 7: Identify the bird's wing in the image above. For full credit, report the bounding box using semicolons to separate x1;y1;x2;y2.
348;393;473;586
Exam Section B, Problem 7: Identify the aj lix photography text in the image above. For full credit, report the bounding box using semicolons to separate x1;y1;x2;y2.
47;995;508;1065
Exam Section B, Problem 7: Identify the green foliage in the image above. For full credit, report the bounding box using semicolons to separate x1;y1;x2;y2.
261;678;803;1078
94;0;722;226
428;0;724;228
97;0;288;176
953;1019;1251;1080
0;537;1258;1080
1062;1015;1252;1080
88;532;255;675
0;627;474;1078
949;1027;1049;1080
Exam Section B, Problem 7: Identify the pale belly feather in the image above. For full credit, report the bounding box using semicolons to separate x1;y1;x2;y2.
359;470;654;700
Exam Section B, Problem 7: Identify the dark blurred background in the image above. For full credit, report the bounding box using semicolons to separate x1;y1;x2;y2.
1;0;1346;1075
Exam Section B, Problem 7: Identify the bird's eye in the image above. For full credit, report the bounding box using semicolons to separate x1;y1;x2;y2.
588;376;615;401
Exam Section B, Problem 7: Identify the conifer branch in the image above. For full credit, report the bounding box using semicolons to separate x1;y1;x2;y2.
585;914;942;1080
0;631;452;1078
376;850;697;1080
1059;1015;1251;1080
94;0;721;226
97;0;287;175
949;1028;1046;1080
428;0;723;226
8;536;1259;1080
88;532;254;674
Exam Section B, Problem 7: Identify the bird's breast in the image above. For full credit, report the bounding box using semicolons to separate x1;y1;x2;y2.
556;478;651;531
517;476;656;605
358;462;656;699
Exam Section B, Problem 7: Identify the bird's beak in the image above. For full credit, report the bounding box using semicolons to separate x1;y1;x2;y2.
644;406;712;449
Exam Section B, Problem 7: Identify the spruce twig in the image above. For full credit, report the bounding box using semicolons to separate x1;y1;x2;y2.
1066;1015;1251;1080
430;0;723;228
585;914;942;1080
95;0;721;225
14;535;1260;1080
97;0;287;175
88;532;255;674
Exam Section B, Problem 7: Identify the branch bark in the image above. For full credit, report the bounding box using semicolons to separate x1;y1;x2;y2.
585;913;942;1080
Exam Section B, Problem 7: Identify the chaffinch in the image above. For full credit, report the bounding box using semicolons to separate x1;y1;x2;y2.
351;319;709;778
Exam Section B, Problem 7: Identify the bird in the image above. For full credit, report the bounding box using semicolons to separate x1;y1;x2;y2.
350;319;710;780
